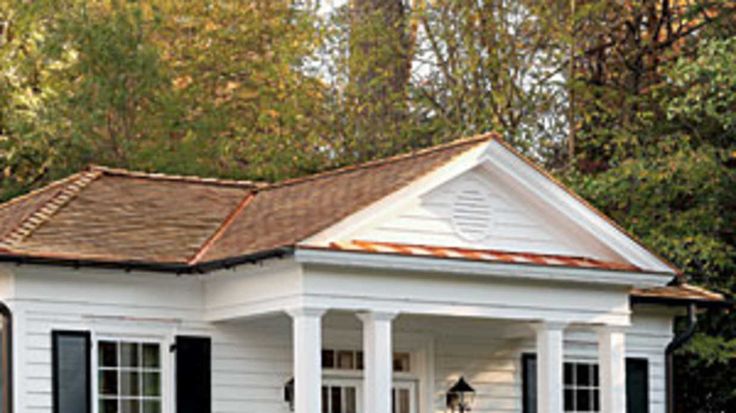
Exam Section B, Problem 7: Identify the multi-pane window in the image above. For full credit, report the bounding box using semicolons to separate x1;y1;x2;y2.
563;362;600;413
97;340;162;413
321;349;411;373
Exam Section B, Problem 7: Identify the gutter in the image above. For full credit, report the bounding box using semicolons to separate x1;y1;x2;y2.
0;247;294;274
0;302;12;413
665;303;697;413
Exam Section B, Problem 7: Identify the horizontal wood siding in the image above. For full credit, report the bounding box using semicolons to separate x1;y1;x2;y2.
2;266;672;413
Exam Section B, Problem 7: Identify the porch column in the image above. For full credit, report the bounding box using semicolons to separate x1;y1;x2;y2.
357;311;397;413
288;307;326;413
597;326;627;413
534;322;566;413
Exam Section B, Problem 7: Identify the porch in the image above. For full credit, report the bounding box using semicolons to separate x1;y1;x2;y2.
211;307;642;413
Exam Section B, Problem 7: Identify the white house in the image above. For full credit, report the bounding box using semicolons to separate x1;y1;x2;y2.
0;134;726;413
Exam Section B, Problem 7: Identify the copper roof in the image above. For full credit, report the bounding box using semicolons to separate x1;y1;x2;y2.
0;135;492;270
321;240;642;272
631;284;728;305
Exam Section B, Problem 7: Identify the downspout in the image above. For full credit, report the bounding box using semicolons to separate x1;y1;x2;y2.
0;302;11;413
665;302;697;413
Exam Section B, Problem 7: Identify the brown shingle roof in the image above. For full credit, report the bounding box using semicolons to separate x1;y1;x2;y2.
198;135;491;263
0;135;492;270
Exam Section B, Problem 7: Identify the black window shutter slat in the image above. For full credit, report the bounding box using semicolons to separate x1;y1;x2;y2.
522;353;537;413
175;335;211;413
626;358;649;413
52;331;91;413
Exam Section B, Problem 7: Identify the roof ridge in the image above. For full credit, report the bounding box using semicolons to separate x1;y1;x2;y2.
0;173;80;216
263;132;499;190
0;170;102;248
88;165;265;189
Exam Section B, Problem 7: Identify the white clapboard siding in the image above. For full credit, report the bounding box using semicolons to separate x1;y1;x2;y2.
2;265;672;413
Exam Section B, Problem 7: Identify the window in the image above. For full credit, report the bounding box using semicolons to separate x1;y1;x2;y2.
564;362;600;412
521;354;650;413
97;340;162;413
321;349;411;373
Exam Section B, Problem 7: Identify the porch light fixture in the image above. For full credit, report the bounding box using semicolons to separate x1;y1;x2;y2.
446;376;475;413
284;377;295;411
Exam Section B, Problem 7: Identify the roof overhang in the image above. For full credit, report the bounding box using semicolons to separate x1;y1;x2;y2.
295;247;674;288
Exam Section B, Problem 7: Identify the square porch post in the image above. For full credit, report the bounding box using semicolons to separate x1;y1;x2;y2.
358;311;398;413
288;307;326;413
534;322;566;413
597;326;627;413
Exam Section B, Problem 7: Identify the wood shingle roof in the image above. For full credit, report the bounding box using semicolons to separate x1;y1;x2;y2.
0;135;492;271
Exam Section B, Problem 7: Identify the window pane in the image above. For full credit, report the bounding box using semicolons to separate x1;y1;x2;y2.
99;341;118;368
120;399;139;413
576;364;591;386
120;343;140;368
356;352;364;370
99;399;118;413
564;389;575;411
142;400;161;413
393;353;410;372
592;365;600;387
322;350;335;369
576;388;591;411
99;370;118;396
337;351;354;370
143;372;161;397
142;344;160;369
564;363;574;385
120;372;140;396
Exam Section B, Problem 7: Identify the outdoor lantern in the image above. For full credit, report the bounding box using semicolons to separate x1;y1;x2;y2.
284;377;295;411
446;376;476;413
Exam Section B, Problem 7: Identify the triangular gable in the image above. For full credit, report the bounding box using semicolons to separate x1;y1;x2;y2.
301;138;678;275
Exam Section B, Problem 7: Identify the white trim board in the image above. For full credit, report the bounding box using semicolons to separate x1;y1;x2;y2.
295;248;672;288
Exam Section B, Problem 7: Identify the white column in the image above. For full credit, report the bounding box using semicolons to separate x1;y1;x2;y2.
357;311;397;413
597;326;627;413
534;322;566;413
288;307;326;413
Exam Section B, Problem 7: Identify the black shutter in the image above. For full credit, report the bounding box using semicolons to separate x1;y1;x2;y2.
52;331;91;413
626;358;649;413
522;353;537;413
175;336;211;413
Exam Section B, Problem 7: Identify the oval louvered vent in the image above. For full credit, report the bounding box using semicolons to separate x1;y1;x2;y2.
451;184;495;241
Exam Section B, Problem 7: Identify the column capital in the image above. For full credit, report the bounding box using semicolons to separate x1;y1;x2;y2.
286;306;327;319
356;310;399;323
531;321;568;332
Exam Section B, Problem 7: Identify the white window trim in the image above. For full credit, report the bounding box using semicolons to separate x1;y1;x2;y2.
90;331;174;413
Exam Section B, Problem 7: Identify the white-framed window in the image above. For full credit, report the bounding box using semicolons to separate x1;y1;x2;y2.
320;348;416;413
97;339;163;413
321;349;411;373
563;362;600;413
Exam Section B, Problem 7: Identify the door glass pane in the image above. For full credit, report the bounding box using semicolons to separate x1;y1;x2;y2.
399;389;410;413
345;387;356;413
333;387;344;413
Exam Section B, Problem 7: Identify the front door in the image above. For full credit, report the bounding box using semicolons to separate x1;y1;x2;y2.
321;378;417;413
